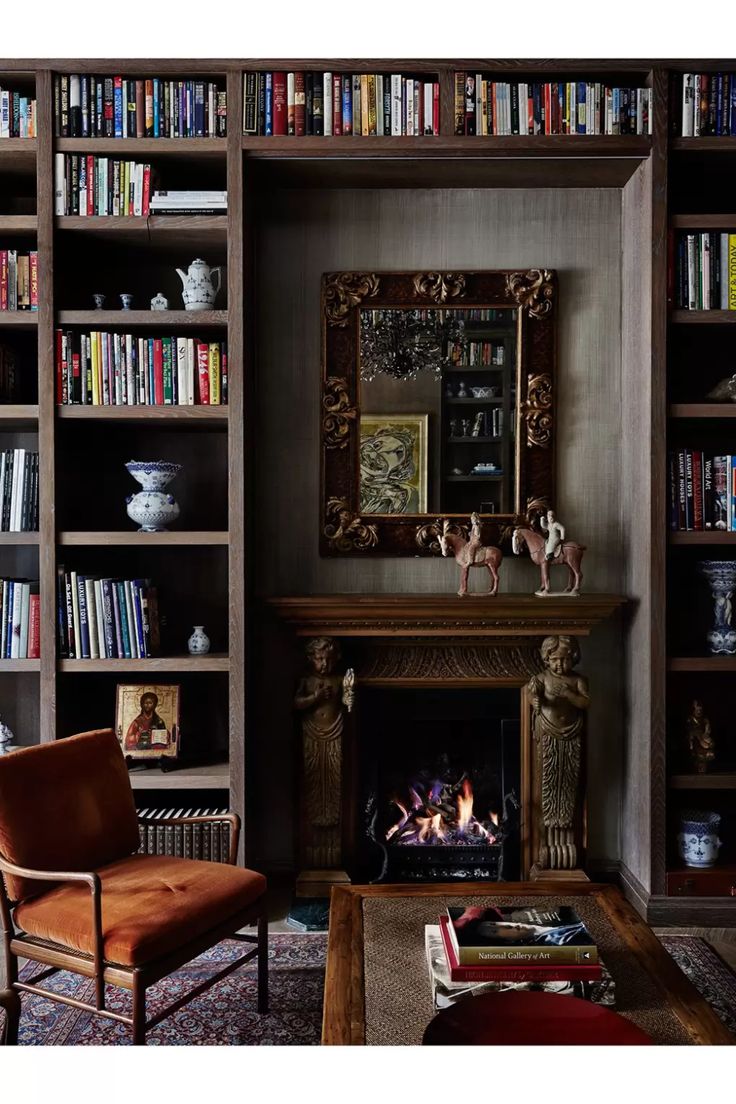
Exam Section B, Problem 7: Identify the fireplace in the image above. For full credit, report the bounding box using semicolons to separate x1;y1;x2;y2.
268;593;625;893
359;687;521;882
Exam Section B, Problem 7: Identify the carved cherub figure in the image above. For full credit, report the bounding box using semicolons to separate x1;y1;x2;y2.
686;699;715;774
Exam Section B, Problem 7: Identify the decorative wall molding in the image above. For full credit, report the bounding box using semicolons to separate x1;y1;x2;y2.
412;272;467;303
323;272;380;326
323;498;379;552
521;372;553;448
358;642;543;682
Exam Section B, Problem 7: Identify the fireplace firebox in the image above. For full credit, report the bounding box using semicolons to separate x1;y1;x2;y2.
359;688;521;883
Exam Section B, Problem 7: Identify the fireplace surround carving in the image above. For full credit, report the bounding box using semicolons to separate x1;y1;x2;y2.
269;594;625;890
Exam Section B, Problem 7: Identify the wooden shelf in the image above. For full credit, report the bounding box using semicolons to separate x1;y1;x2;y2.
0;215;37;232
444;397;503;404
0;139;36;171
57;405;228;424
444;366;504;374
671;310;736;324
0;659;39;671
55;215;228;248
668;657;736;672
445;474;504;481
58;531;229;545
669;531;736;544
0;313;37;328
670;773;736;789
0;404;38;427
243;134;652;157
59;654;229;673
669;404;736;418
129;762;229;790
672;137;736;151
56;310;227;327
448;436;502;443
671;214;736;229
0;532;39;544
56;137;226;157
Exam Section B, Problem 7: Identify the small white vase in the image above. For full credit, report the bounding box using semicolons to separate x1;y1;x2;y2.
188;626;210;655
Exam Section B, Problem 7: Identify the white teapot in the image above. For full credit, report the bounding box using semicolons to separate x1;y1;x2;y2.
176;258;222;311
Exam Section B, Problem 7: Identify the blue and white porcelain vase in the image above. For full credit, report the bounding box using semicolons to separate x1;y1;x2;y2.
187;625;210;655
125;460;181;532
699;560;736;655
677;810;722;869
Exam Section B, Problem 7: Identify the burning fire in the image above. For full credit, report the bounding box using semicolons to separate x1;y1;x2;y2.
386;775;501;847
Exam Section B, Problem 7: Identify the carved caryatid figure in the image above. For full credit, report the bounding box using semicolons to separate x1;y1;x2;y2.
527;635;590;871
294;637;354;871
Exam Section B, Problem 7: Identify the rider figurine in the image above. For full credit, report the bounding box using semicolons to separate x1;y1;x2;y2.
540;509;565;562
467;511;483;563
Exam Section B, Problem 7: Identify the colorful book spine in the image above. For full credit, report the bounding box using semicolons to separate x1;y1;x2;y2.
54;75;226;138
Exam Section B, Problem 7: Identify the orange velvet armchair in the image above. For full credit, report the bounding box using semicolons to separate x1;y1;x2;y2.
0;728;268;1045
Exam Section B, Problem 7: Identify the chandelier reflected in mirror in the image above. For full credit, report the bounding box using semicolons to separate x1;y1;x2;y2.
360;308;466;383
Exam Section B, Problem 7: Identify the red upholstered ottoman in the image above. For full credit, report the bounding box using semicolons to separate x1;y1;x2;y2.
422;991;653;1046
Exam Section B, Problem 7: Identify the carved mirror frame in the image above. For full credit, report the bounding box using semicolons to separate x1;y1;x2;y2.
320;269;556;556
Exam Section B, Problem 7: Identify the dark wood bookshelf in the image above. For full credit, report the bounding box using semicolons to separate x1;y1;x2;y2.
0;404;39;427
56;310;228;327
0;659;40;671
670;213;736;228
671;310;736;323
59;654;230;673
56;137;226;157
0;532;39;544
670;774;736;790
668;657;736;672
57;531;229;545
57;405;228;423
668;531;736;544
128;762;230;790
0;313;38;328
0;215;37;232
55;215;228;249
669;403;736;418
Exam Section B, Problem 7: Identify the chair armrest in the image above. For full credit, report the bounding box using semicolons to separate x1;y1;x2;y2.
0;856;106;1008
137;811;241;864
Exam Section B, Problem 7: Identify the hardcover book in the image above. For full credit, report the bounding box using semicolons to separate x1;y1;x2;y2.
444;904;598;965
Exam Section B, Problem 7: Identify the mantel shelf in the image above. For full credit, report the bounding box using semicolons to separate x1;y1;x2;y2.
267;594;627;638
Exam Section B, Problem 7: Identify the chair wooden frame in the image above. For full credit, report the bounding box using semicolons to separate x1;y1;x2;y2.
0;812;268;1046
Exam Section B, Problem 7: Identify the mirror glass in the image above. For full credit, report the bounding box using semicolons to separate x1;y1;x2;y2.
359;306;518;515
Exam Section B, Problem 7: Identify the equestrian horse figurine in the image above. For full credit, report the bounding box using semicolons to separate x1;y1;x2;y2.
439;513;503;597
512;511;585;596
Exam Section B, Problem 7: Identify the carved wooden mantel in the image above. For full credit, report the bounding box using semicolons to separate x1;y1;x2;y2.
269;593;626;887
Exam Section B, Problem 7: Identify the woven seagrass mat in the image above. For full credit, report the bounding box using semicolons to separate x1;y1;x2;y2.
362;895;694;1046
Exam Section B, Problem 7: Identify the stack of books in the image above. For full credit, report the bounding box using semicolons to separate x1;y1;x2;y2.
680;74;736;136
53;75;227;138
454;75;652;136
150;190;227;215
0;88;36;137
0;449;39;531
425;904;611;1012
54;155;152;217
0;579;40;659
136;808;231;862
56;331;228;406
243;71;440;136
0;251;39;311
448;340;505;367
56;567;160;660
675;232;736;310
668;450;736;531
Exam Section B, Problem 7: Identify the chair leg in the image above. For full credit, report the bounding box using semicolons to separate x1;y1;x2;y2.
1;988;21;1046
257;911;269;1014
132;975;146;1046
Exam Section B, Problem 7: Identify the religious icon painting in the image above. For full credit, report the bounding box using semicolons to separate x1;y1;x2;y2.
115;683;180;760
358;413;428;514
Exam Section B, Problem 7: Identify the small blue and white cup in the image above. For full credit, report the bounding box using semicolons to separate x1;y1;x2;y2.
120;293;134;310
677;811;722;869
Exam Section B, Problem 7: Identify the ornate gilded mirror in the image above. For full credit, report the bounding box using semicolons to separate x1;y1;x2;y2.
320;269;555;556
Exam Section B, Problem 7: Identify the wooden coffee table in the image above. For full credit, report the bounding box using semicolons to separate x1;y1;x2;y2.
322;882;734;1045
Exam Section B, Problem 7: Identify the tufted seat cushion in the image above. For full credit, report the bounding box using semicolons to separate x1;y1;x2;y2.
14;853;267;967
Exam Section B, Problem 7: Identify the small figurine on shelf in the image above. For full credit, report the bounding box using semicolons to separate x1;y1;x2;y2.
449;418;459;439
512;509;586;597
439;513;503;597
176;258;222;311
685;699;716;774
150;291;169;311
457;381;468;398
120;293;134;310
92;293;106;310
706;374;736;402
461;418;471;437
445;382;454;398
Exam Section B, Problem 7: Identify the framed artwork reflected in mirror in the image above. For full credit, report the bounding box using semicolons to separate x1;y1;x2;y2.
320;269;556;556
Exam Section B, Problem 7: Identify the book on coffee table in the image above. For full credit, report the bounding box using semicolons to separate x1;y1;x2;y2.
425;925;615;1012
444;904;598;965
439;916;602;982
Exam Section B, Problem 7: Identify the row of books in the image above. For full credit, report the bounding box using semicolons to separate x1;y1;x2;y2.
54;155;152;217
136;808;231;863
54;75;227;138
57;568;160;660
424;926;614;1012
680;74;736;136
454;75;652;136
674;232;736;311
56;332;228;407
0;579;40;659
448;340;505;367
669;451;734;531
0;449;39;532
243;72;440;137
0;89;36;138
0;251;39;312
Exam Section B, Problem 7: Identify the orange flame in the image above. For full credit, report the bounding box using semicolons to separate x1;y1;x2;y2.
416;812;445;843
386;799;409;841
456;779;474;830
489;810;499;826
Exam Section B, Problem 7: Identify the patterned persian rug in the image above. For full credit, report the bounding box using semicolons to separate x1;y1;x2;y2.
14;933;327;1046
658;936;736;1035
6;932;735;1044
